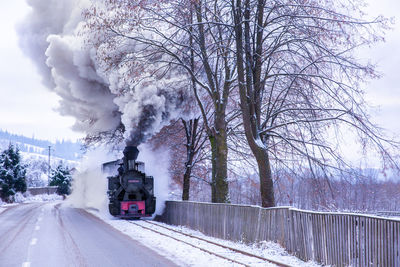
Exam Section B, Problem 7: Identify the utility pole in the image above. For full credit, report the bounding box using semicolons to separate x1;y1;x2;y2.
48;145;51;184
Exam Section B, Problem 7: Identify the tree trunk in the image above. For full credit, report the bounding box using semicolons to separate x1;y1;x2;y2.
209;135;217;202
181;118;199;201
193;2;230;203
210;111;229;203
233;0;275;207
253;147;275;207
182;166;192;201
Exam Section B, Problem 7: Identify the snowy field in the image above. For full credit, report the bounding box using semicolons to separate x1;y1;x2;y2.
89;209;322;267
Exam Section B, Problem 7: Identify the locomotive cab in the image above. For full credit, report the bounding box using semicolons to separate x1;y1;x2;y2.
104;146;156;218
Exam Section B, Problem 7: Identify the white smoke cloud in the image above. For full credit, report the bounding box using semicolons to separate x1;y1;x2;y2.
17;0;121;136
18;0;184;216
67;146;116;217
137;144;171;215
17;0;81;88
45;34;121;133
18;0;189;145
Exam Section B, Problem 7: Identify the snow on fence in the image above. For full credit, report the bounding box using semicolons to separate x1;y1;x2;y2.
162;201;400;266
27;186;58;195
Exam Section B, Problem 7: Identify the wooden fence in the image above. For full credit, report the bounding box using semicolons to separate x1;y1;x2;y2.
161;201;400;266
27;186;58;195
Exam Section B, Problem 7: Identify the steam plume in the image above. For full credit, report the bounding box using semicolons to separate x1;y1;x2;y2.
17;0;187;145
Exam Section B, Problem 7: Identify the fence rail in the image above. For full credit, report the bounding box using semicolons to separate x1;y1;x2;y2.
27;186;58;195
162;201;400;266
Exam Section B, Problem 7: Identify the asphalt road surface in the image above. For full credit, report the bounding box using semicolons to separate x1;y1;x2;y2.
0;202;177;267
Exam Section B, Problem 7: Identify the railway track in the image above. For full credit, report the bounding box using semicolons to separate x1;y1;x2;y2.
129;220;292;267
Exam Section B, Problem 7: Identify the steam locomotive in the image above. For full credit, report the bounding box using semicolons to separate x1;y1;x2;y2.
102;146;156;218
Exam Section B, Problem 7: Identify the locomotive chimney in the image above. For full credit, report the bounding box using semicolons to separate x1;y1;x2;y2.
123;146;139;171
123;146;139;161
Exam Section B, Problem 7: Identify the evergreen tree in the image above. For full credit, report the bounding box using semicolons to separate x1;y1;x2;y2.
0;144;27;201
49;163;72;195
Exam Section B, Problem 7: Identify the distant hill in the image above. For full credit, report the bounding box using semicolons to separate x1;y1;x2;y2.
0;130;82;161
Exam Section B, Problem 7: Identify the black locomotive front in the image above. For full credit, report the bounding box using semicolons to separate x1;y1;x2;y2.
104;146;156;218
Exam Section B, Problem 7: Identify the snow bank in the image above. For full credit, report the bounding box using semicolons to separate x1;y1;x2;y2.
12;192;63;203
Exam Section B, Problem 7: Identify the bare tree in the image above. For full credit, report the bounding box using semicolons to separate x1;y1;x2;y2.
231;0;398;207
274;167;400;212
83;0;237;203
82;0;399;209
82;123;125;150
181;118;207;200
149;118;207;201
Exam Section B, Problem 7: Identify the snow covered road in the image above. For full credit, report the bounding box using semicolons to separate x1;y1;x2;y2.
0;202;176;267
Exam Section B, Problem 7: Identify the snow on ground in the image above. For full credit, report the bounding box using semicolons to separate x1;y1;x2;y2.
0;200;18;214
13;192;63;203
0;193;62;214
0;193;63;206
89;210;322;267
146;221;322;267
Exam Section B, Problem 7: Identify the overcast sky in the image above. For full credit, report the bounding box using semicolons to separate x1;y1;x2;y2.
0;1;81;142
0;0;399;143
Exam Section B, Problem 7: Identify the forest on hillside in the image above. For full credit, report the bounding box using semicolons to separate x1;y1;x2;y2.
0;130;82;160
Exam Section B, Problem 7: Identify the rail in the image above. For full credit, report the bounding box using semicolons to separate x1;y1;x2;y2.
130;220;291;267
161;201;400;266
